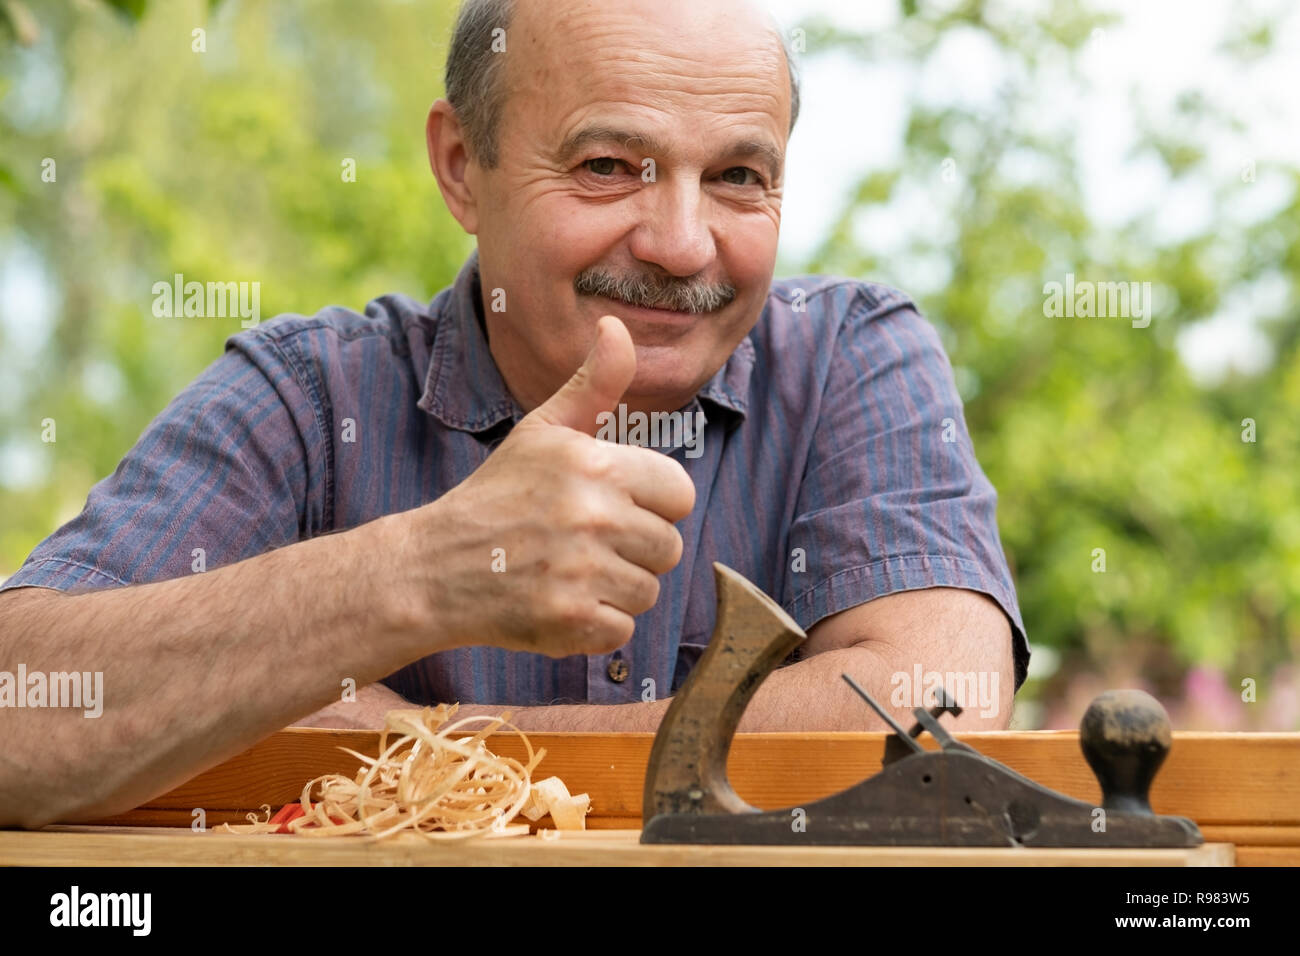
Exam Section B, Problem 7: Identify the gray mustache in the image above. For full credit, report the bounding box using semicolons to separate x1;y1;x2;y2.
574;269;736;314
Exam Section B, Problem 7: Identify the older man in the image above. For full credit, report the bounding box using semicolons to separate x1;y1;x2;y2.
0;0;1026;826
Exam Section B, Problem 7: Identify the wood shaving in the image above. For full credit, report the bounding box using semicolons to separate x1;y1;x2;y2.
214;804;280;835
520;774;591;830
213;704;589;840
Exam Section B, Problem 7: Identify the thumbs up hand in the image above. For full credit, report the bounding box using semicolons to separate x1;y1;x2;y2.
397;316;697;659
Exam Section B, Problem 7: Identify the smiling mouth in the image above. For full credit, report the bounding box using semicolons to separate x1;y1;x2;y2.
593;294;709;319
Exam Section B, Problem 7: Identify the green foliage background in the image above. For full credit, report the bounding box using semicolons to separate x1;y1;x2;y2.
2;0;1296;728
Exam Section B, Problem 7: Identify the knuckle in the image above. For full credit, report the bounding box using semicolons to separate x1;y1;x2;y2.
596;616;635;654
562;433;606;473
567;542;605;581
548;594;597;634
637;575;661;612
641;525;682;574
673;473;697;514
569;498;615;536
661;526;684;568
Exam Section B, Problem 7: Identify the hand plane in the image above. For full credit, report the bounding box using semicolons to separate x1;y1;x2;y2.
640;564;1202;847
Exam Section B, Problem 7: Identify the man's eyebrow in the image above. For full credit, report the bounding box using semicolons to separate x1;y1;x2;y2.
555;125;667;162
724;138;784;182
554;125;784;182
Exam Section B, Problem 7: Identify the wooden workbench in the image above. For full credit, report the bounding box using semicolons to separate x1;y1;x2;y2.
3;826;1234;866
2;730;1295;866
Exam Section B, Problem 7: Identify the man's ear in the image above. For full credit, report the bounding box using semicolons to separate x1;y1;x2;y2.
426;99;480;235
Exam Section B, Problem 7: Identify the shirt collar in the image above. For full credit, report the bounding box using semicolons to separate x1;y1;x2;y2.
418;248;754;435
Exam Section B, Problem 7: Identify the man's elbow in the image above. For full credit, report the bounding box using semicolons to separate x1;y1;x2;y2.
954;632;1017;731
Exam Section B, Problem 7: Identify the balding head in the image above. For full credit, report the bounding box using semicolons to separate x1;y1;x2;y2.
426;0;794;418
444;0;800;169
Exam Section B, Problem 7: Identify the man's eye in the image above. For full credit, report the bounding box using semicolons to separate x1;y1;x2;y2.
584;157;622;176
721;167;762;186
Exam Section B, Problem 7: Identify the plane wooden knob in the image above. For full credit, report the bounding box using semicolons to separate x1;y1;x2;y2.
1079;689;1173;815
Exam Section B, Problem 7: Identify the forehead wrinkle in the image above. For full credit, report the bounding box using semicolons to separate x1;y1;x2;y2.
543;66;786;142
507;5;789;115
535;34;786;92
529;0;784;54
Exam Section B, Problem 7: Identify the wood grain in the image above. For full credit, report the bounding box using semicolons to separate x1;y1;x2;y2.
103;730;1300;821
68;729;1297;866
1233;846;1300;866
0;827;1235;867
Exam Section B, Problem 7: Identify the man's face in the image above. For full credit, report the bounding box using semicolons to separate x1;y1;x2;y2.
463;0;790;416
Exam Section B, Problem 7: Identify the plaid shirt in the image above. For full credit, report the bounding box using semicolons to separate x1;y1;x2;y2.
3;250;1028;703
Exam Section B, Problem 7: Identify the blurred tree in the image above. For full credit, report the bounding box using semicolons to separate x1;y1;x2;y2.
1;0;471;565
799;0;1299;728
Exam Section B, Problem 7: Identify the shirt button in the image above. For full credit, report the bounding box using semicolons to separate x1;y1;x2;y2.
607;655;629;683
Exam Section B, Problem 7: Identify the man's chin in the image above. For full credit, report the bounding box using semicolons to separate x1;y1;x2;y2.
623;356;715;412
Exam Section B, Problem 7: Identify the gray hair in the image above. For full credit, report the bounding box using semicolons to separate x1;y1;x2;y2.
444;0;801;170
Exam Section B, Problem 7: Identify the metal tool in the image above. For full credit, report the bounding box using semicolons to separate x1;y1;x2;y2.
640;563;1202;847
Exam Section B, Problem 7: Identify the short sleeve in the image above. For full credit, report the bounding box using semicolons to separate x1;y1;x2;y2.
0;333;320;594
782;290;1030;690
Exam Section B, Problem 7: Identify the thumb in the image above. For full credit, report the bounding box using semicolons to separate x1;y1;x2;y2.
527;315;636;434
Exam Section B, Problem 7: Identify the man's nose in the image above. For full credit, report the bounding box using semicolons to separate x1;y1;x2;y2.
627;178;716;277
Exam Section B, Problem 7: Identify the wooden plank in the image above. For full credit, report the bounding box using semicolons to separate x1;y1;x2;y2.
0;827;1234;867
964;733;1300;826
88;808;280;829
581;830;1285;867
99;730;1300;828
147;817;1290;847
1233;845;1300;866
1200;825;1300;846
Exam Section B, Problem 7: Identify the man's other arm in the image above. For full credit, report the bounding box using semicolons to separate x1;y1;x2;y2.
426;586;1015;733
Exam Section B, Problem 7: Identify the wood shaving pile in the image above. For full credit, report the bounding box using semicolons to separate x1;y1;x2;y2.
215;704;590;839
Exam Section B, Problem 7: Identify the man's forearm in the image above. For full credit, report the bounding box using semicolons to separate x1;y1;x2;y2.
452;642;1003;733
0;512;432;827
291;680;416;730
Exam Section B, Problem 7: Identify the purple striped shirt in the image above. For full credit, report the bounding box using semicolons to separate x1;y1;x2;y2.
3;250;1029;702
